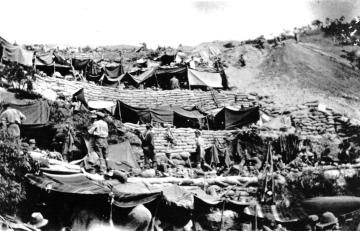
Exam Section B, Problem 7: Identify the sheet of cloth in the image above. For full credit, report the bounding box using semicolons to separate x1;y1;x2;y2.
104;65;123;78
214;106;260;130
35;53;54;65
1;43;33;66
107;141;140;170
26;173;110;195
205;141;231;168
72;58;91;70
6;100;50;125
115;101;205;126
187;69;222;88
302;196;360;216
243;202;307;223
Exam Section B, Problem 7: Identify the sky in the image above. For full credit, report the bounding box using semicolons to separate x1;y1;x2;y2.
1;0;360;48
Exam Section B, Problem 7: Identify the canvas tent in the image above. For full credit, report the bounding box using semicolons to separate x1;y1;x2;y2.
114;101;206;127
0;42;33;66
243;202;307;223
302;196;360;216
27;172;247;209
212;106;260;130
187;68;223;89
140;66;188;89
1;100;53;147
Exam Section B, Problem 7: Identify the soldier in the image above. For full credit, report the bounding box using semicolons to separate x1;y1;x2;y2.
88;112;109;174
0;104;26;139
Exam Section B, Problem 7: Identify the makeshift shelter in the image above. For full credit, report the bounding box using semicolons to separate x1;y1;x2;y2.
141;66;188;89
187;69;223;89
212;106;260;130
27;173;110;195
34;53;72;76
0;42;33;66
302;196;360;216
1;100;53;147
114;101;206;127
243;202;307;223
107;141;140;171
5;100;50;125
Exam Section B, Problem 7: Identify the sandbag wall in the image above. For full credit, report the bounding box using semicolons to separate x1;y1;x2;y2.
124;123;236;156
34;77;257;111
291;102;360;138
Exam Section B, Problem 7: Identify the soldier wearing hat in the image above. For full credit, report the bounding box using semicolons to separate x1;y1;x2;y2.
88;111;109;174
0;103;26;139
28;212;48;230
315;211;340;230
193;129;205;168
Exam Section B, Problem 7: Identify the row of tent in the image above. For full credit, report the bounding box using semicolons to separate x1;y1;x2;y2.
27;171;360;225
1;37;228;90
114;100;260;130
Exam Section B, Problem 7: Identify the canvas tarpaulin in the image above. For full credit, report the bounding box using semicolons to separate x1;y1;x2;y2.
27;172;237;210
53;53;68;65
7;100;50;125
72;58;91;70
27;173;110;195
114;101;172;124
134;67;158;83
114;101;151;124
187;69;222;88
1;43;33;66
155;66;187;76
35;53;54;66
104;65;123;78
101;76;120;88
114;101;205;126
86;62;103;82
108;141;140;171
243;202;307;223
213;106;260;130
302;196;360;216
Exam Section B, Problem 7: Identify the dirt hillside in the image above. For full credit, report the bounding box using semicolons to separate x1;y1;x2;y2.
220;40;360;119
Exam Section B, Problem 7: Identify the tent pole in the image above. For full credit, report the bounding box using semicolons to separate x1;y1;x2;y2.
0;46;3;63
155;72;159;89
254;203;258;231
186;67;191;90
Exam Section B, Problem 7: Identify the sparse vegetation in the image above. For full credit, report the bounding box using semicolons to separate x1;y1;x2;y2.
0;130;35;214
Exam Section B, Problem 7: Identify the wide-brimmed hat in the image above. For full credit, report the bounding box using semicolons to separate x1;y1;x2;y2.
29;139;36;144
307;214;319;223
30;212;48;228
316;211;338;228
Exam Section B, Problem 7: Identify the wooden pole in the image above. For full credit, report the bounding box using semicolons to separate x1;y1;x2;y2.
219;200;226;231
270;144;275;204
254;203;258;231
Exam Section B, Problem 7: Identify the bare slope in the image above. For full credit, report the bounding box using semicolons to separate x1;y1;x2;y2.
223;40;360;119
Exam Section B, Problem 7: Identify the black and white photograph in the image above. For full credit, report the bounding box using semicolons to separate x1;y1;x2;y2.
1;0;360;230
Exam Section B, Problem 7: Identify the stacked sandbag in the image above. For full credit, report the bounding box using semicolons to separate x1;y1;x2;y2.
291;102;354;137
33;77;258;111
124;123;235;159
